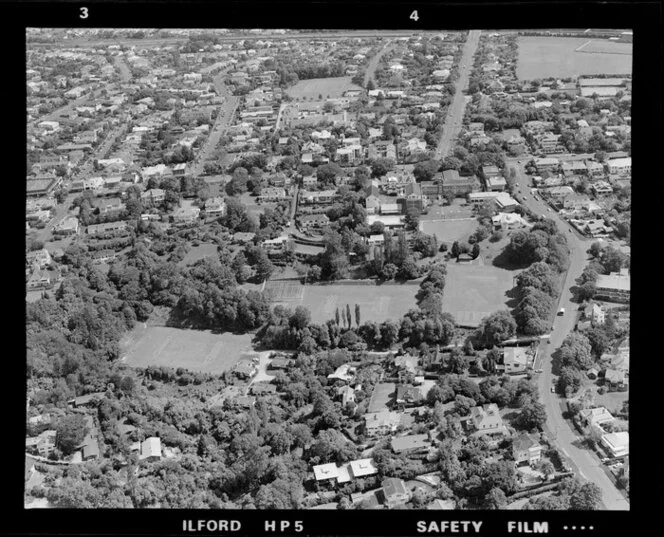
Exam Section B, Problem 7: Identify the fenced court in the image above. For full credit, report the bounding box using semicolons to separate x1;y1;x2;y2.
367;382;396;413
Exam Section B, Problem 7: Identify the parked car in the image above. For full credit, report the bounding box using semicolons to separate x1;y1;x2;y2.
558;308;565;316
550;386;556;393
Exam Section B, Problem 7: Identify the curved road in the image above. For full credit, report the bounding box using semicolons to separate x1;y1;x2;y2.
434;29;482;160
505;158;629;510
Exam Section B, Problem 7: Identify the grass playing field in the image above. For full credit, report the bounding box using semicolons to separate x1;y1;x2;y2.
419;218;478;244
517;36;632;80
266;280;418;324
441;261;517;328
120;325;255;374
286;77;363;99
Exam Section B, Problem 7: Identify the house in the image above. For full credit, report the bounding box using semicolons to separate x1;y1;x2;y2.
328;364;355;382
584;302;606;325
233;360;257;379
365;194;381;214
349;458;378;479
80;434;100;461
259;187;288;202
302;175;318;189
470;404;506;435
26;430;57;457
604;369;628;391
586;160;605;177
482;165;502;179
427;499;457;510
172;206;201;225
380;202;401;215
68;392;105;408
94;197;126;216
592;181;613;196
512;433;543;466
595;271;630;303
337;385;356;406
395;385;423;406
299;214;330;230
25;249;51;271
606;157;631;176
250;383;277;396
382;478;411;508
131;437;163;462
364;411;401;437
261;236;290;252
579;407;615;428
391;434;431;455
601;431;629;458
497;347;529;374
204;197;226;217
312;458;378;485
268;357;291;370
141;188;166;205
300;189;338;205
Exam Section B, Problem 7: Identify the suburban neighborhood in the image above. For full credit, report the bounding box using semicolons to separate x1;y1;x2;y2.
25;27;630;511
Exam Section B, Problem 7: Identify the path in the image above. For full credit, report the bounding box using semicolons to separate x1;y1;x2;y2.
505;157;629;510
434;29;482;160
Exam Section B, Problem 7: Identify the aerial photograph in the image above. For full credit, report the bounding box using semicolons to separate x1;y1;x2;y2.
25;28;630;510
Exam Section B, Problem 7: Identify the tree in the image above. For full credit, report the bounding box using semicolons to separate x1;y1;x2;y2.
471;243;480;259
366;78;376;91
475;310;516;348
354;304;360;328
335;308;340;325
485;487;508;509
516;400;547;431
451;241;461;259
569;482;602;510
381;263;398;280
404;207;421;232
413;160;440;182
346;304;352;330
55;414;89;456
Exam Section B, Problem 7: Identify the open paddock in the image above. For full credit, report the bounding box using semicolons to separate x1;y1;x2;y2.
441;262;517;328
120;325;254;375
178;243;218;267
517;36;632;80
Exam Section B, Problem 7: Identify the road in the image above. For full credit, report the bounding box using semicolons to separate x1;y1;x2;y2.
363;40;394;86
505;157;629;510
434;29;482;160
113;55;132;82
187;70;240;177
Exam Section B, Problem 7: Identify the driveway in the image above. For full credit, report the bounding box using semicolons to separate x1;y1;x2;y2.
505;157;629;510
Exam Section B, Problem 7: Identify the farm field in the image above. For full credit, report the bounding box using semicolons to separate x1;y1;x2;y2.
420;218;477;244
517;37;632;80
121;325;255;374
441;261;517;328
266;280;418;324
286;76;363;99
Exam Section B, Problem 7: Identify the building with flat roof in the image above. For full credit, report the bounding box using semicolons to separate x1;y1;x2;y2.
601;431;629;458
595;271;630;303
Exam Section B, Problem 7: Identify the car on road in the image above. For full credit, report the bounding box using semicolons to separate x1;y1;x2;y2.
547;208;552;212
558;308;565;316
550;386;556;393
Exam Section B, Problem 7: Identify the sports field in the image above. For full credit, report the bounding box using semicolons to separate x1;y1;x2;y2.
286;77;363;99
517;36;632;80
441;262;517;328
420;218;477;244
121;325;255;374
265;280;418;324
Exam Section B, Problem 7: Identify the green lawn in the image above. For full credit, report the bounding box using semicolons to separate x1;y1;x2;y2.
286;77;363;99
517;36;632;80
121;325;254;374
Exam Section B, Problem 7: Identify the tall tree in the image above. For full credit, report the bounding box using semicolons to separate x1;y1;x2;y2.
355;304;360;327
346;304;352;329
